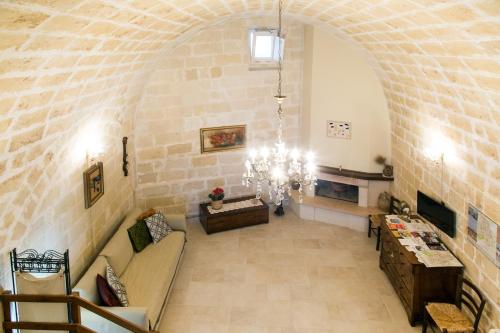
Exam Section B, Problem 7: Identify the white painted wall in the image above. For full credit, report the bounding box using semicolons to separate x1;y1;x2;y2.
302;26;391;172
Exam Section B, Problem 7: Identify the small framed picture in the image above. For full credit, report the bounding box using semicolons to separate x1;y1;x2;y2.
200;125;246;153
327;120;351;139
83;162;104;209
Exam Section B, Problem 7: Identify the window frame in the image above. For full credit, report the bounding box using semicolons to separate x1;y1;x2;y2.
248;28;285;68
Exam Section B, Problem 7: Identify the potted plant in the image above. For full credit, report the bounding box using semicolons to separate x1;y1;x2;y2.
208;187;225;210
375;155;393;178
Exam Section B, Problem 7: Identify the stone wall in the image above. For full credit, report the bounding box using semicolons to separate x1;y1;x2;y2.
134;17;304;216
0;89;138;287
0;1;157;288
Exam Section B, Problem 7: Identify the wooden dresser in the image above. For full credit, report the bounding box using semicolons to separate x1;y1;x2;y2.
379;219;464;326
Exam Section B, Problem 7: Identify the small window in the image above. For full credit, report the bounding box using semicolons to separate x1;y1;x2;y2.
249;28;284;67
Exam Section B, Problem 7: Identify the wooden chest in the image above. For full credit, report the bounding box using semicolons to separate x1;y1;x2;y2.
199;195;269;234
379;220;463;326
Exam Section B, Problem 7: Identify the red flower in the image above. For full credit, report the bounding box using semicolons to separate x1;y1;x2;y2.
213;187;224;195
209;187;225;201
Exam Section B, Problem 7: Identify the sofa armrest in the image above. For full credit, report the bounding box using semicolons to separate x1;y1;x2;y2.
165;214;187;234
81;306;149;333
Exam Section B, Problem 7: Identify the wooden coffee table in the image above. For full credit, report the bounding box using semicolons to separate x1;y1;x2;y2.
199;195;269;234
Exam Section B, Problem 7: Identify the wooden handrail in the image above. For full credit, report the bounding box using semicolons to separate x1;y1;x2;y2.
3;321;95;332
0;291;159;333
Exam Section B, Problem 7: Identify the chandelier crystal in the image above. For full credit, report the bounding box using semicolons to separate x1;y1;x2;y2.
242;0;317;206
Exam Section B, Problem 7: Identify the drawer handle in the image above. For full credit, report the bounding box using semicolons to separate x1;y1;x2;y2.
390;252;394;258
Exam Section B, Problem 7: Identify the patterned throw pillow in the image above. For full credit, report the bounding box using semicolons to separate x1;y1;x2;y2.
105;265;129;307
144;212;173;243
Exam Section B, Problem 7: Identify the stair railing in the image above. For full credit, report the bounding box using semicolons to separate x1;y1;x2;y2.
0;291;159;333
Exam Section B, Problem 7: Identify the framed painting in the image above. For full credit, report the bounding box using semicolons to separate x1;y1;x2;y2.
83;162;104;209
200;125;246;153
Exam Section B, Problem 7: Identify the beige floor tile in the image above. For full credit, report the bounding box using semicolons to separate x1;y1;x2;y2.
160;210;422;332
291;300;332;329
266;283;291;301
255;301;293;328
230;306;258;325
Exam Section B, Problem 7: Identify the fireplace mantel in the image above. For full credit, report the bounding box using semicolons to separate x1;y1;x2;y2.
318;165;394;181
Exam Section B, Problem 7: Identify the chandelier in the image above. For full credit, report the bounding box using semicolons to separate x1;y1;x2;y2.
242;0;317;206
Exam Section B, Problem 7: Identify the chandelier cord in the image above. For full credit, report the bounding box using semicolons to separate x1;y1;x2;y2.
278;0;283;98
277;0;284;143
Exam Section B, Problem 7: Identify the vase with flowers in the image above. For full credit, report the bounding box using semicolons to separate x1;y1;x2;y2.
208;187;225;210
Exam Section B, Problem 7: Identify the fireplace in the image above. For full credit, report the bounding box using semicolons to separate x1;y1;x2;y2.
315;179;359;204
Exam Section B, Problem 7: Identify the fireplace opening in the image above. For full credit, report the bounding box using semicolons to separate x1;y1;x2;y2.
315;179;359;203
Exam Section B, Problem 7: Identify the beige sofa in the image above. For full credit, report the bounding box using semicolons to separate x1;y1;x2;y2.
74;207;187;332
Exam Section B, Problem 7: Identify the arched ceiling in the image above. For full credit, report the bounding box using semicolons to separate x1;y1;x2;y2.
0;0;498;225
0;0;497;187
1;1;498;101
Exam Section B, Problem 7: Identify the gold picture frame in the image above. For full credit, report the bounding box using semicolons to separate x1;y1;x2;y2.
200;125;246;153
83;162;104;209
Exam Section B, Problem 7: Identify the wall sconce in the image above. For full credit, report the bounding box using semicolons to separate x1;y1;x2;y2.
86;146;104;167
86;153;98;167
424;131;454;200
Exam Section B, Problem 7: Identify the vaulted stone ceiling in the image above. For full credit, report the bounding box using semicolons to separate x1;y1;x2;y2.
1;0;498;212
0;4;498;229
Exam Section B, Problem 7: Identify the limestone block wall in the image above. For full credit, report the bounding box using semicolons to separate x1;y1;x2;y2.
0;92;138;287
134;17;304;216
0;2;145;287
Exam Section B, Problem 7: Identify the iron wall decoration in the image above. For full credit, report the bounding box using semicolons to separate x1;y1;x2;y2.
200;125;246;154
83;162;104;208
10;248;71;293
122;136;129;177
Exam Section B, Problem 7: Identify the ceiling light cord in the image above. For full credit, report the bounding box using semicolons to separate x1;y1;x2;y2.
276;0;284;144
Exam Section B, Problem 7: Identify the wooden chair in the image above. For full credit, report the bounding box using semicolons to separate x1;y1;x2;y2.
368;196;401;250
422;278;486;333
389;196;403;215
368;214;385;250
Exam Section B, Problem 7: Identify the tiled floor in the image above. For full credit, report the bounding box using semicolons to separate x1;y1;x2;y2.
159;209;422;332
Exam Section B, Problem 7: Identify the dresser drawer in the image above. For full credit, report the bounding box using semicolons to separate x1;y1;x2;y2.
381;240;398;264
397;253;414;289
396;281;412;314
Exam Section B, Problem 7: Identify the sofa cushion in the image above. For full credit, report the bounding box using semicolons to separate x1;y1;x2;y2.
101;207;142;276
96;274;121;307
128;220;153;253
74;256;109;304
161;214;188;233
80;306;148;333
106;265;129;307
144;212;173;243
120;231;185;325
